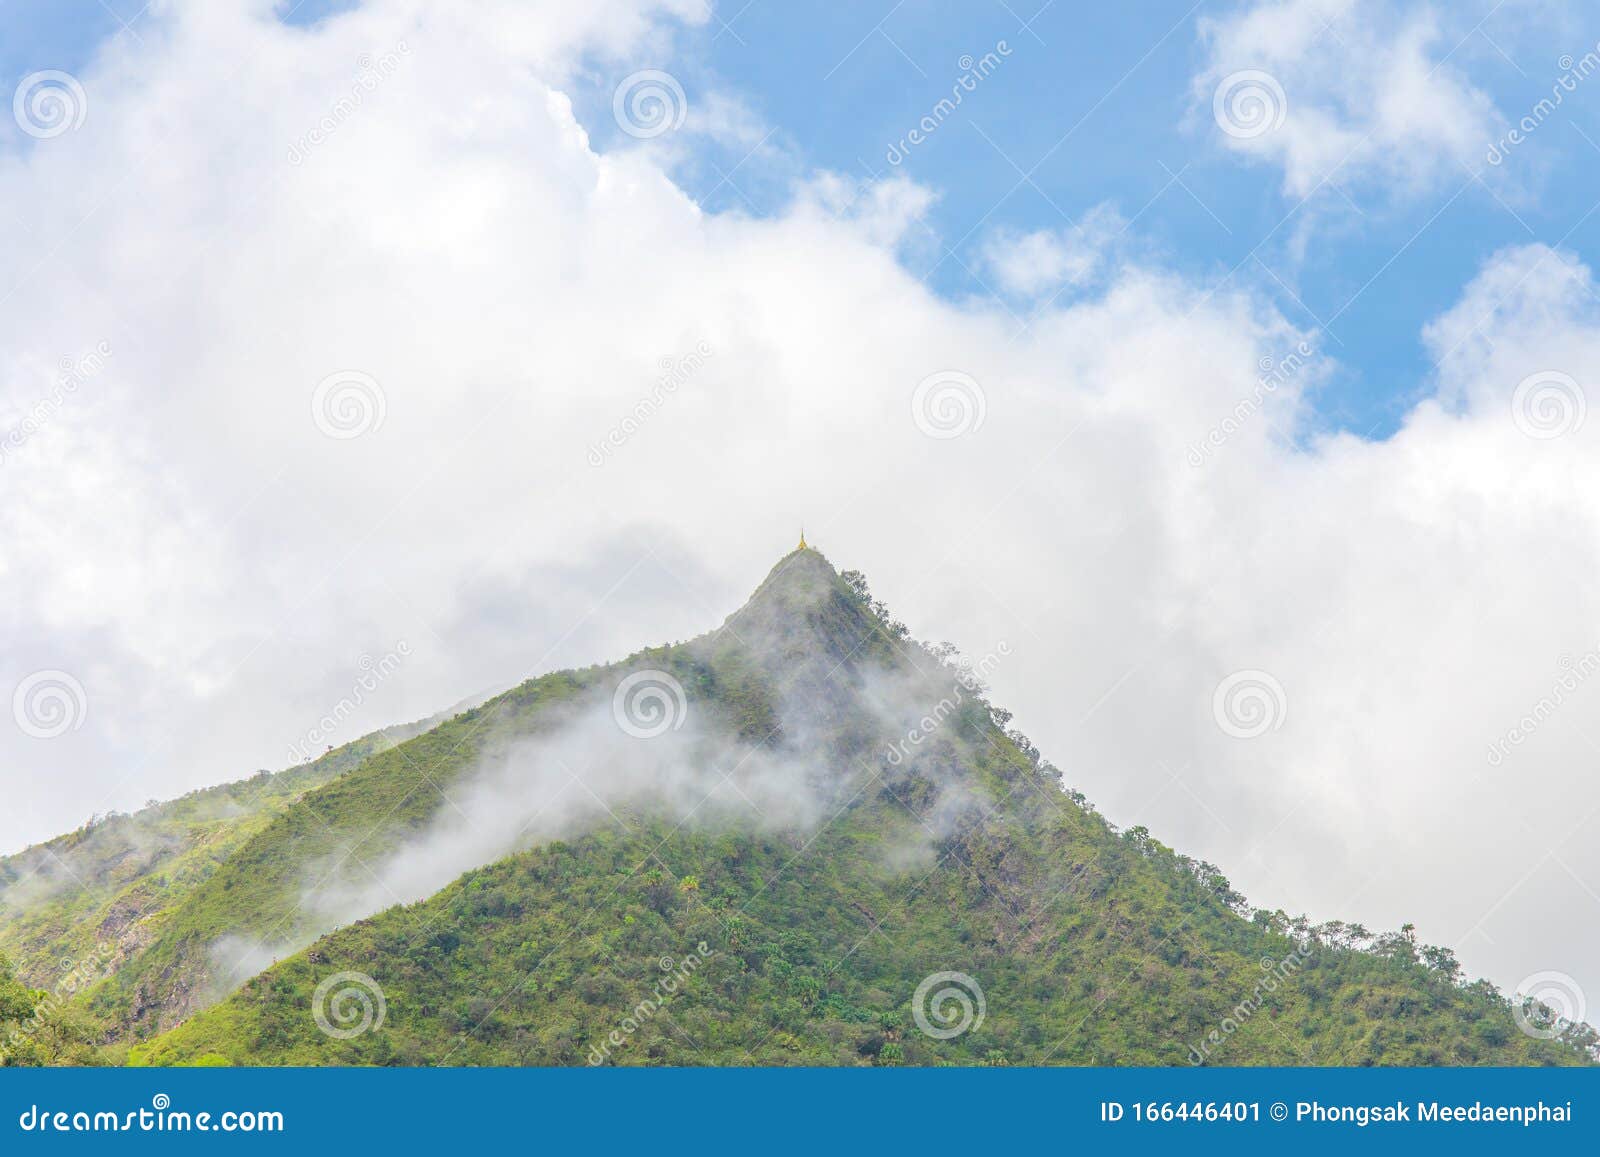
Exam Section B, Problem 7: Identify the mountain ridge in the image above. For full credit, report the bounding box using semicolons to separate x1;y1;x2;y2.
4;546;1596;1066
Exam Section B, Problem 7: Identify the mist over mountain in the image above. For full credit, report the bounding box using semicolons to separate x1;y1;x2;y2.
4;547;1590;1068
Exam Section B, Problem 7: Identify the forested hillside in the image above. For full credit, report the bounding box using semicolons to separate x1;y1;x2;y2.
0;691;495;1051
106;550;1595;1067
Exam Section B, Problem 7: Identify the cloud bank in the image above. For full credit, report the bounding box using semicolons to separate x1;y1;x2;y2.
1195;0;1505;198
1;0;1597;1014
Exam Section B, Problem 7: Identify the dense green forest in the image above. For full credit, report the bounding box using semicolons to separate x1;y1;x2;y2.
127;806;1596;1067
3;548;1595;1067
0;687;500;1045
0;735;386;991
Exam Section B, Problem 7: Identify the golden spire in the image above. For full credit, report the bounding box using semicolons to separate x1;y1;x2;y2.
798;527;808;551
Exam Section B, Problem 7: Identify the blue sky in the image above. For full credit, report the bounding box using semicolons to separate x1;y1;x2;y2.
9;1;1600;437
6;0;1600;1005
564;0;1600;440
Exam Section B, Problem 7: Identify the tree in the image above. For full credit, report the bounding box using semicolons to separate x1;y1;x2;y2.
0;955;100;1067
1420;945;1462;983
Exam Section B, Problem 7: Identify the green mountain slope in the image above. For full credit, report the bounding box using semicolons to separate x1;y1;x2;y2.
122;549;1596;1067
0;694;495;1044
0;744;367;987
74;671;600;1039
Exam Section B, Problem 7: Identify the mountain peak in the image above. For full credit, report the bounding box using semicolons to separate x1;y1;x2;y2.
758;540;837;588
36;537;1598;1071
730;544;849;629
700;544;892;697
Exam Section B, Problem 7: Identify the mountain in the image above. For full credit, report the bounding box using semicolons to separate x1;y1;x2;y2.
5;548;1596;1067
0;689;502;1051
1;735;383;988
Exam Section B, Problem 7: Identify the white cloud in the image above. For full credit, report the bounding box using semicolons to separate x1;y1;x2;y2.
1;0;1598;1022
792;170;939;250
1195;0;1505;199
978;203;1124;299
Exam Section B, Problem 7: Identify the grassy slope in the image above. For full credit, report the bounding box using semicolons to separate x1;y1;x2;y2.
75;549;881;1040
128;551;1595;1067
0;735;399;989
68;673;591;1041
0;688;504;1038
